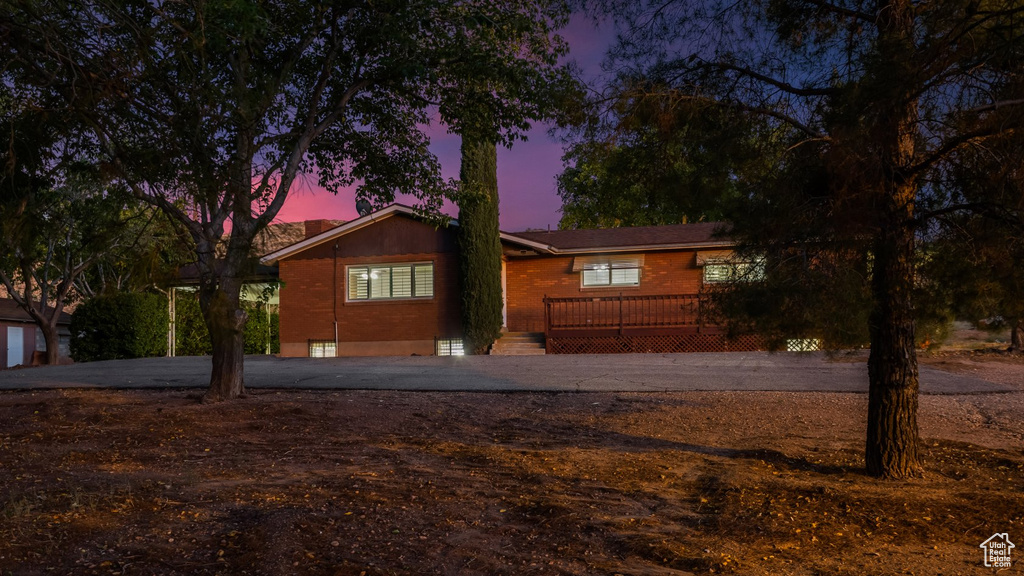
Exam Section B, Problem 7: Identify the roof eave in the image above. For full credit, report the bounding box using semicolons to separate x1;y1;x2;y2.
498;232;556;253
504;241;736;255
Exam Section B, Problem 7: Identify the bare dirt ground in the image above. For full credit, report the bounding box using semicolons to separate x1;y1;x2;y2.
1;355;1022;576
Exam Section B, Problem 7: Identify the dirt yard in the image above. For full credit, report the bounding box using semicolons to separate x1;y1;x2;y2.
1;356;1022;575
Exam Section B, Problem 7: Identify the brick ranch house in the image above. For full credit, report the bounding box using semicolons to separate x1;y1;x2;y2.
260;204;763;357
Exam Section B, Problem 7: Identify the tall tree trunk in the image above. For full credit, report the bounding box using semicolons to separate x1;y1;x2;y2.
40;321;60;365
865;0;923;479
195;221;250;402
866;200;922;478
1011;319;1023;352
200;277;247;402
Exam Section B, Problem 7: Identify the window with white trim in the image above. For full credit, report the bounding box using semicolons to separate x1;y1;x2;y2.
580;258;641;287
347;263;434;300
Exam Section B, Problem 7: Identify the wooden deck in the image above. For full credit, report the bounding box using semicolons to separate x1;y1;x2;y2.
542;294;761;354
543;293;712;337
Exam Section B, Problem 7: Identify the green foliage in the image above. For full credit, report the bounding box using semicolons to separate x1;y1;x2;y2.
558;87;767;228
243;303;278;355
457;138;504;354
75;205;196;297
173;293;212;356
173;290;280;356
708;144;873;349
70;293;169;361
1;78;149;365
918;128;1024;349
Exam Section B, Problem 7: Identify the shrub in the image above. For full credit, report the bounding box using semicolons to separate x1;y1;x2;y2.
70;292;169;361
173;290;280;355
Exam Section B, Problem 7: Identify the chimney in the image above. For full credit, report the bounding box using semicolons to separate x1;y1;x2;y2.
304;219;334;239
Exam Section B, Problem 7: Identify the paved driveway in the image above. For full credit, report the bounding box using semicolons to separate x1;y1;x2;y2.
0;352;1014;394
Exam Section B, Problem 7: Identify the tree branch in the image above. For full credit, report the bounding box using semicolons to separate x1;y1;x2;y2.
911;126;1020;175
256;76;374;229
797;0;874;22
695;61;838;98
967;99;1024;114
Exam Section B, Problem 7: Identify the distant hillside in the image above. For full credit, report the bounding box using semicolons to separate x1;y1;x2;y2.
212;220;346;259
253;220;345;257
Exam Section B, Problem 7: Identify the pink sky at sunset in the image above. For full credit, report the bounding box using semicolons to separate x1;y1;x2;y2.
272;15;612;233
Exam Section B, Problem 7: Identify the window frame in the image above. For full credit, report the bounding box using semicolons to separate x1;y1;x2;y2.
579;262;641;289
345;261;435;302
308;340;337;358
434;337;465;356
702;258;766;284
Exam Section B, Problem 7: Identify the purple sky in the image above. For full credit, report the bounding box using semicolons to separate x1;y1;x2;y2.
274;15;612;233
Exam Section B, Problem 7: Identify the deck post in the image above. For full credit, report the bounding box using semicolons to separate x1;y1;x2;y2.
543;294;549;336
697;294;703;334
618;292;623;336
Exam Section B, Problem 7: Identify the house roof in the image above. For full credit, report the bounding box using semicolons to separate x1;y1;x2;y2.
503;222;733;254
260;204;736;264
0;298;72;325
261;204;458;264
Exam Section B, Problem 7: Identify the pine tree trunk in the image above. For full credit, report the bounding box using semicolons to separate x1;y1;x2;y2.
864;0;923;479
866;207;922;478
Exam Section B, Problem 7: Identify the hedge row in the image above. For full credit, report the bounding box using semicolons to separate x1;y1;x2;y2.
70;292;169;361
70;291;280;362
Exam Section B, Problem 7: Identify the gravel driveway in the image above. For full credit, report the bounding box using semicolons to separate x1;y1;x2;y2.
0;352;1014;394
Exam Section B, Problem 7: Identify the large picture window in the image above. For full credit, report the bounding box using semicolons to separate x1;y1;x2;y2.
347;263;434;300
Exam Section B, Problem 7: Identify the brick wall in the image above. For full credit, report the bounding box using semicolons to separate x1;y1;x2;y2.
278;215;462;356
505;251;705;332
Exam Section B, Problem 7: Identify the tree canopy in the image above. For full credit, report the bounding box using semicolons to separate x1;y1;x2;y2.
558;82;768;228
3;0;573;399
574;0;1024;478
0;84;137;363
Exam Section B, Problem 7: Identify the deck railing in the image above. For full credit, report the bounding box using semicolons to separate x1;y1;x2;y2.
543;293;709;336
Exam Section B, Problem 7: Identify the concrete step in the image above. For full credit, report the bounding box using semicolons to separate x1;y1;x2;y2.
495;332;545;342
490;332;546;355
493;347;548;356
491;342;546;351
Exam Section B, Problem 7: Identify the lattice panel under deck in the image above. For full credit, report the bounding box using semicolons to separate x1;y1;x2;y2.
546;334;764;354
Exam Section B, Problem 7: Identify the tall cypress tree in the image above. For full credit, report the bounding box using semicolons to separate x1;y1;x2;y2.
457;136;504;355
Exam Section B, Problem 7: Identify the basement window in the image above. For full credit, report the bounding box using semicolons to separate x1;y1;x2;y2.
435;337;465;356
787;339;821;352
309;340;337;358
347;262;434;300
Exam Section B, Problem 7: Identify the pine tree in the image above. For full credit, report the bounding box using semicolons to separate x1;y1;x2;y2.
457;137;504;355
